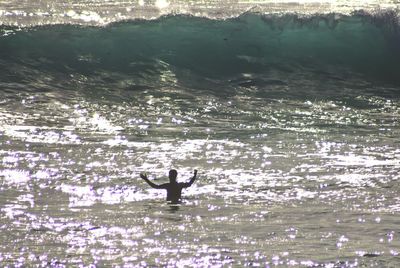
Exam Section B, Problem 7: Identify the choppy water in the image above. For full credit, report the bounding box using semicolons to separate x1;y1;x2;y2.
1;1;400;267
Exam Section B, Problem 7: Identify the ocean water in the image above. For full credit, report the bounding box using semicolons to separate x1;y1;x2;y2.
1;1;400;267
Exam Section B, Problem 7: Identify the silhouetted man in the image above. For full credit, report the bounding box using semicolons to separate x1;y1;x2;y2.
140;169;198;204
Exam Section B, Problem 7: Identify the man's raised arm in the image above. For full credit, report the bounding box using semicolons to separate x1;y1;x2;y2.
182;169;198;188
140;173;164;189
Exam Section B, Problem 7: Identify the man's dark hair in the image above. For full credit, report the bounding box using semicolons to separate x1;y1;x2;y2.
169;169;178;179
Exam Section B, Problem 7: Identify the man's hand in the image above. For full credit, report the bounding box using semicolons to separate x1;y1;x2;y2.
140;172;148;180
194;169;198;176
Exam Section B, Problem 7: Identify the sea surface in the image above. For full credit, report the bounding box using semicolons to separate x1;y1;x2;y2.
1;0;400;267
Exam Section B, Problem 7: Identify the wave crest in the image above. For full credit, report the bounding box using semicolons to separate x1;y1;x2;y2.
0;0;399;27
1;13;400;88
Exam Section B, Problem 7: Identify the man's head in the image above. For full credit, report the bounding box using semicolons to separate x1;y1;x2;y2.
169;169;178;182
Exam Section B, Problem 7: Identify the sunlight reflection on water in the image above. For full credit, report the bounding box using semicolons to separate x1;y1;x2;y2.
1;81;400;266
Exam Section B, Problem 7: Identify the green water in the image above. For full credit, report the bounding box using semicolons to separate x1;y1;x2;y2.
1;13;400;267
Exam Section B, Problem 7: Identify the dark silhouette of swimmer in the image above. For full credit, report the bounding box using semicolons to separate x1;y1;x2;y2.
140;169;198;204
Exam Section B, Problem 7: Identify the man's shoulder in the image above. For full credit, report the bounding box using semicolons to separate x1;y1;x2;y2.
178;182;190;188
159;182;170;188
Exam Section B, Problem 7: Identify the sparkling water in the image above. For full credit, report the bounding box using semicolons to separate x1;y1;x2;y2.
1;1;400;266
